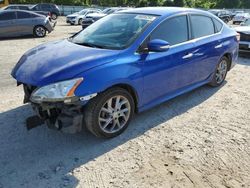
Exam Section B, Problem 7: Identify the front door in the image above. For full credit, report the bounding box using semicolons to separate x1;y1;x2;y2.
141;15;198;106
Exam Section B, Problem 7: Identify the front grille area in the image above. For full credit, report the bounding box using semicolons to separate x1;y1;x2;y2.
239;32;250;42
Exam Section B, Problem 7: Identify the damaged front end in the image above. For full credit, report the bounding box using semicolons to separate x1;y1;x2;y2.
22;82;95;134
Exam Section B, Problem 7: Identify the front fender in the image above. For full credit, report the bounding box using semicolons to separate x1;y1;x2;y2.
74;60;144;107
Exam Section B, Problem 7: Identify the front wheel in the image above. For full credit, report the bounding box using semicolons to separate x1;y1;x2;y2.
34;26;46;37
83;87;135;138
209;56;229;87
78;18;83;25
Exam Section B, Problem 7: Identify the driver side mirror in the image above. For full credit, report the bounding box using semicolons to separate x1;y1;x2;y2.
147;39;170;52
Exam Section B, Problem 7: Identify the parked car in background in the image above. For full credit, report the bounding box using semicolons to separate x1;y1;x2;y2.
2;5;51;17
30;3;60;20
2;5;29;10
231;10;244;19
233;13;250;24
82;7;131;29
66;8;101;25
0;10;55;38
235;19;250;52
208;9;231;23
11;7;238;138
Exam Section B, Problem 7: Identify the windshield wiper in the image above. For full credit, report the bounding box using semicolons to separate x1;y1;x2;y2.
75;42;104;49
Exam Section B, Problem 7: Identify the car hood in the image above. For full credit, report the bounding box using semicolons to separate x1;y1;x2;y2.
86;13;106;18
235;26;250;34
67;13;78;17
12;40;120;86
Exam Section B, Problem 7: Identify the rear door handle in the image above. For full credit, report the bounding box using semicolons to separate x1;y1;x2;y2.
215;44;223;49
182;53;193;59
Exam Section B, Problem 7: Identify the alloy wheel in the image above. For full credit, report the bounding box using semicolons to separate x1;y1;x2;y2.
216;59;228;84
98;95;131;134
35;27;46;37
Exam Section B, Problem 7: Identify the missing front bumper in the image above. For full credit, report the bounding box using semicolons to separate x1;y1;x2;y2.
27;102;84;134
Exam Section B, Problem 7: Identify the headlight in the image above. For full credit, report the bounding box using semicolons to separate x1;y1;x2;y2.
30;78;83;103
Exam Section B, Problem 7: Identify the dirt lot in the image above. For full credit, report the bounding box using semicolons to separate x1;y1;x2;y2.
0;17;250;188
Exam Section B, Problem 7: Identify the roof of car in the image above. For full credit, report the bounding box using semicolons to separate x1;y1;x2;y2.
1;9;45;16
120;7;208;16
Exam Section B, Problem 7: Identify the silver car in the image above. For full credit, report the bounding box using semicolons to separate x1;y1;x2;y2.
233;13;250;24
0;10;55;38
235;19;250;52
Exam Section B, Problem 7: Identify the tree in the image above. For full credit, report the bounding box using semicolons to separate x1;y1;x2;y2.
217;0;241;8
174;0;184;7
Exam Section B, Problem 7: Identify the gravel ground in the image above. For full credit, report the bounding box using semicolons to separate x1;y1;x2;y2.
0;17;250;188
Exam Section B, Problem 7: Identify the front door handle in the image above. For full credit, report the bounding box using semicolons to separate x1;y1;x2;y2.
182;53;193;59
215;44;223;49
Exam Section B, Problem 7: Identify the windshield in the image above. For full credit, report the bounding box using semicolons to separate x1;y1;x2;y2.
70;13;157;50
209;10;219;15
102;8;111;14
78;10;87;15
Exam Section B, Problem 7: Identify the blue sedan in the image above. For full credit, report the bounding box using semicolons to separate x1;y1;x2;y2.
12;7;238;138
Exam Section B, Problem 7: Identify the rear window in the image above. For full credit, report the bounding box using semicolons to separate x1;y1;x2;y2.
213;18;223;32
17;11;31;19
0;12;16;20
191;15;215;38
19;6;29;10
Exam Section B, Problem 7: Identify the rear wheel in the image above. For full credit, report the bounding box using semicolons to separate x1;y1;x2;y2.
84;87;135;138
34;26;46;37
209;56;229;87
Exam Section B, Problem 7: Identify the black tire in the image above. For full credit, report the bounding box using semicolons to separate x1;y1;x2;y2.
33;26;47;37
83;87;135;138
233;21;236;25
78;18;83;25
51;13;57;20
209;56;229;87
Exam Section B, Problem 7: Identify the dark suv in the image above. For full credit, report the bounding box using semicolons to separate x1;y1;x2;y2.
209;9;231;23
30;3;60;20
3;5;51;17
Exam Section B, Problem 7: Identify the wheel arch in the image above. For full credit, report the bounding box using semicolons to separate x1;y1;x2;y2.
223;52;232;71
106;83;139;113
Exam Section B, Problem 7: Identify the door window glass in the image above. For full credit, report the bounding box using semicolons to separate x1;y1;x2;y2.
151;15;189;45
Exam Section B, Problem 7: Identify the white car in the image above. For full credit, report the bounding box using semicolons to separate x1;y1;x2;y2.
66;8;101;25
233;13;250;25
235;19;250;52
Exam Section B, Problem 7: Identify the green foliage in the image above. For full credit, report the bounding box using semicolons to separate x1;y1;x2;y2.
9;0;250;8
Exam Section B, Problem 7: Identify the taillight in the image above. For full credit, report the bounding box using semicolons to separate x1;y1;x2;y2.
236;33;241;42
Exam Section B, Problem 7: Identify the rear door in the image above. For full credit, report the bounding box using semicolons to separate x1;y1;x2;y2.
188;14;221;83
16;11;34;35
0;11;17;37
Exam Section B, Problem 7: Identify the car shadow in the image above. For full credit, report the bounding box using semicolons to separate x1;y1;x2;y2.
0;83;225;187
239;52;250;66
0;35;36;41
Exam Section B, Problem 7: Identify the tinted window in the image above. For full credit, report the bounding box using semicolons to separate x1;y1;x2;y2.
151;15;189;45
0;12;16;20
213;18;223;32
17;11;31;19
19;6;29;10
7;6;17;10
41;4;51;9
31;5;40;11
191;15;215;38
